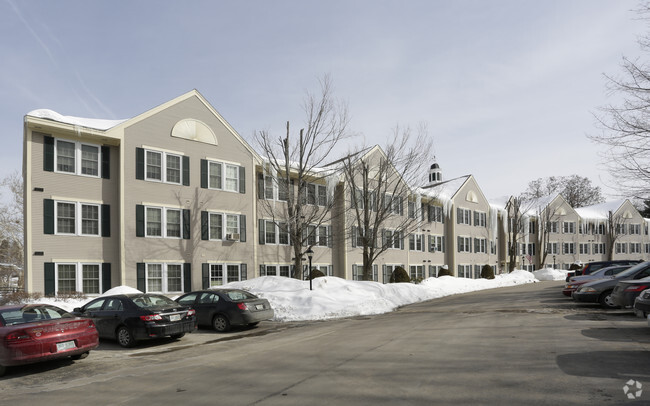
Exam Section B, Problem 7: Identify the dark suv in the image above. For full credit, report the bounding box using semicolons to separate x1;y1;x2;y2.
565;260;642;282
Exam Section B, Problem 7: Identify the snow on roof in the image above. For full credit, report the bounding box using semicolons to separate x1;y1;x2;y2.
418;175;470;202
26;109;127;131
574;199;626;220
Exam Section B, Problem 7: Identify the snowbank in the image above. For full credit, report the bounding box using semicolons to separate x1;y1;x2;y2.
532;268;569;281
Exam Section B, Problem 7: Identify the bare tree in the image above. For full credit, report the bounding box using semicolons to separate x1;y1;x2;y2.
606;210;626;261
522;175;604;208
505;196;527;272
0;171;23;267
338;124;433;280
255;76;351;279
590;3;650;199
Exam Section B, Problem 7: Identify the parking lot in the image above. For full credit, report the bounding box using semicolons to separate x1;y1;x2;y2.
3;281;650;405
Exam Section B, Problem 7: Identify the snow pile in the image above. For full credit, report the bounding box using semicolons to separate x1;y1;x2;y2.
532;267;569;281
27;109;127;130
32;271;545;322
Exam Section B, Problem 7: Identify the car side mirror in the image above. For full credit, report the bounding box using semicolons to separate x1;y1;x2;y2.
73;307;82;313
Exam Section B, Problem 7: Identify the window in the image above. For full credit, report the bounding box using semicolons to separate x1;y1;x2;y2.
409;265;424;280
631;224;641;235
265;221;277;244
593;243;606;255
145;263;183;293
474;211;487;227
209;264;244;286
144;149;185;184
225;165;239;192
81;145;99;176
409;234;424;251
146;150;162;180
261;265;291;277
579;243;590;255
166;154;181;184
457;264;472;278
166;209;182;238
616;243;628;254
56;140;75;173
207;213;243;241
54;139;102;177
562;221;575;234
384;230;402;249
548;221;558;233
474;238;487;254
146;208;162;237
55;263;102;294
529;221;536;234
562;242;575;254
204;160;242;192
226;214;240;236
458;236;472;253
209;213;223;240
430;235;445;253
429;205;444;223
143;206;186;239
55;201;102;236
630;243;641;254
547;242;558;255
385;195;403;215
210;161;222;189
457;208;471;225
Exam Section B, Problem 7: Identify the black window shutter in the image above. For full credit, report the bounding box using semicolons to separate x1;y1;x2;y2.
44;262;55;296
328;226;332;248
201;211;209;240
136;205;145;237
183;263;192;293
351;226;357;248
241;263;247;280
101;204;110;237
44;135;54;172
183;209;190;239
44;199;54;234
258;173;265;199
136;147;144;180
400;232;405;250
101;146;110;179
239;166;246;194
258;219;266;245
200;159;208;188
202;263;209;289
182;156;190;186
102;263;111;293
239;215;246;242
137;263;146;292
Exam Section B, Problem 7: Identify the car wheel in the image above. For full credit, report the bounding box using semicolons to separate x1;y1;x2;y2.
170;333;185;340
248;322;259;327
212;314;230;332
71;352;89;360
599;291;619;309
0;364;5;377
116;326;136;348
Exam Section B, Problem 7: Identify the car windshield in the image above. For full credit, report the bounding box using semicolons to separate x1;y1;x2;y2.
131;294;178;308
0;305;72;326
614;262;650;279
225;290;257;301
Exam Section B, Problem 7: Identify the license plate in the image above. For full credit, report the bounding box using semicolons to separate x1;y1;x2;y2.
169;314;181;322
255;304;264;310
56;340;76;352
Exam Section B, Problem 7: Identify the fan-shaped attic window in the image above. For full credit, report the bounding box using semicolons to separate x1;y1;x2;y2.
171;119;217;145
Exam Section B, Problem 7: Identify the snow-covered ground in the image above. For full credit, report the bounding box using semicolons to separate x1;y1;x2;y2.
30;268;567;322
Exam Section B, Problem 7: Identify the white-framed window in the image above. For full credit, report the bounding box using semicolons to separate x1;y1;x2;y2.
547;242;558;255
562;242;575;254
384;230;403;249
261;265;291;277
457;264;472;278
55;262;101;294
145;206;183;238
548;221;558;233
145;263;183;293
409;265;424;280
457;208;471;225
306;183;328;206
55;139;101;178
474;211;487;227
431;235;445;253
209;263;243;286
616;224;628;235
562;221;575;234
458;236;472;253
208;213;242;240
305;225;329;247
474;238;487;254
409;234;424;251
55;201;101;236
593;243;606;255
616;242;628;254
631;224;641;235
144;149;184;185
630;242;641;254
207;160;240;192
645;243;650;254
579;243;590;255
430;205;444;223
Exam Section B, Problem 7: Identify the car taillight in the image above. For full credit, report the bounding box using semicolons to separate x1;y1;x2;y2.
237;303;248;311
186;309;195;317
140;314;163;321
6;330;31;342
625;285;650;292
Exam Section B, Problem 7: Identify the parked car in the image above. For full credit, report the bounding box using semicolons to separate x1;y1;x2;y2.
611;276;650;309
562;265;632;296
0;304;99;377
565;260;642;282
73;294;196;347
633;289;650;318
572;261;650;309
175;289;274;332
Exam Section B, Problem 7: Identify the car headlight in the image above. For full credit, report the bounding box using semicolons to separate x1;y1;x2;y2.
641;290;650;300
566;284;576;289
578;287;597;293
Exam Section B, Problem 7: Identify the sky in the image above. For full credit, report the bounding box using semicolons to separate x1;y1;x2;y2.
1;0;647;201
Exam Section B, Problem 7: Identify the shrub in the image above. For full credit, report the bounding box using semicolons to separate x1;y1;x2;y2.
437;267;452;277
0;290;42;306
389;266;411;283
480;264;495;279
309;268;326;279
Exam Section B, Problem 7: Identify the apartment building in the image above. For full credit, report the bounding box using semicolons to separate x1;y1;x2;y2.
22;90;650;296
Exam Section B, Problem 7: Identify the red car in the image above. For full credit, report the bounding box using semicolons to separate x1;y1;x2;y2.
0;304;99;377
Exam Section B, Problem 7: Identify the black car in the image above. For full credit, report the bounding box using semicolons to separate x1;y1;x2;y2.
565;260;642;282
74;294;197;347
633;288;650;318
176;289;274;332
